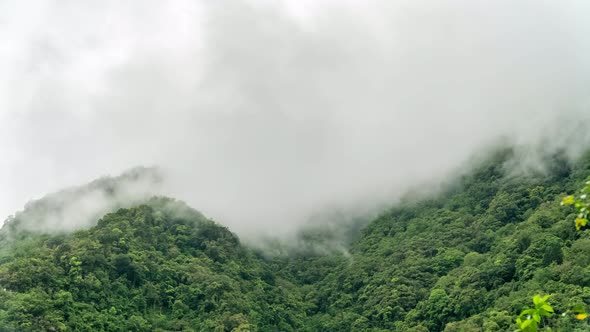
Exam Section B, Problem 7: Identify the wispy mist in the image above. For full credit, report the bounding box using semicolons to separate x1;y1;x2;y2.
3;167;162;234
1;0;590;239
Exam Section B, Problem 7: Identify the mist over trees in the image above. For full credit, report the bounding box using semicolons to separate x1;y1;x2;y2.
2;0;590;237
1;149;590;331
2;1;590;331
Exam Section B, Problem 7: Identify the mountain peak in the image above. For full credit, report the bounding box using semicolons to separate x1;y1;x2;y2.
1;166;163;236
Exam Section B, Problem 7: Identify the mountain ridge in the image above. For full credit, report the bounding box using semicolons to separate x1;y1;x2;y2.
1;150;590;331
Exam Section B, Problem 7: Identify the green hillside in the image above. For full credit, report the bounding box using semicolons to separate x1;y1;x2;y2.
2;149;590;331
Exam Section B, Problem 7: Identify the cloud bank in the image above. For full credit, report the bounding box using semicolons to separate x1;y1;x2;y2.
1;0;590;239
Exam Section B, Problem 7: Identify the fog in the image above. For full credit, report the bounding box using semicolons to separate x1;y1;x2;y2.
1;0;590;239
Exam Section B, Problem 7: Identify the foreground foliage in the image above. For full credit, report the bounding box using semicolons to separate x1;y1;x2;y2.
516;295;554;332
2;149;590;331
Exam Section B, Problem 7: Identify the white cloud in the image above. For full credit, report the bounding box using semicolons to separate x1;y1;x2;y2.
1;0;589;239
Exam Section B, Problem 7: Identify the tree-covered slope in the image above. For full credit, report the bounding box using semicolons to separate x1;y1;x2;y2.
0;166;162;238
0;198;307;331
275;150;590;331
2;149;590;331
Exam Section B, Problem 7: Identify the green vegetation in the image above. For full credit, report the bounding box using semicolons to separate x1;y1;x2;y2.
515;294;588;332
513;177;590;332
561;179;590;230
0;198;308;331
516;295;554;332
2;149;590;331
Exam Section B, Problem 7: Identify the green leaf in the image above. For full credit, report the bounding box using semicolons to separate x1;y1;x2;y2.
522;309;537;316
541;304;554;313
521;319;532;328
540;310;553;317
562;195;575;205
575;218;587;230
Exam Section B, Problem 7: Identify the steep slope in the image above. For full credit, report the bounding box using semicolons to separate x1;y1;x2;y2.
0;198;306;331
276;150;590;331
1;149;590;331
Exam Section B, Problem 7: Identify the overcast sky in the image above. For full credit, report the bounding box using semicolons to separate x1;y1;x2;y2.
1;0;590;238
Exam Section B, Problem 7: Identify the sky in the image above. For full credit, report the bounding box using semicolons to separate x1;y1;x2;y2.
1;0;590;239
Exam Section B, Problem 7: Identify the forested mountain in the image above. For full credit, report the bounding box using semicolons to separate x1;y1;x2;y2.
0;166;162;237
1;149;590;331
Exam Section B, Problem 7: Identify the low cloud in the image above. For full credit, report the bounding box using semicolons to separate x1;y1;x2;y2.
3;167;162;234
1;0;590;239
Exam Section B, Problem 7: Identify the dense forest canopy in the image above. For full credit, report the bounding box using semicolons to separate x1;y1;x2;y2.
1;148;590;331
2;1;590;331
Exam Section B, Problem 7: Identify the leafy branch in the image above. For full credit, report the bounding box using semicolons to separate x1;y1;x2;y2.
516;295;587;332
561;179;590;230
516;295;553;332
